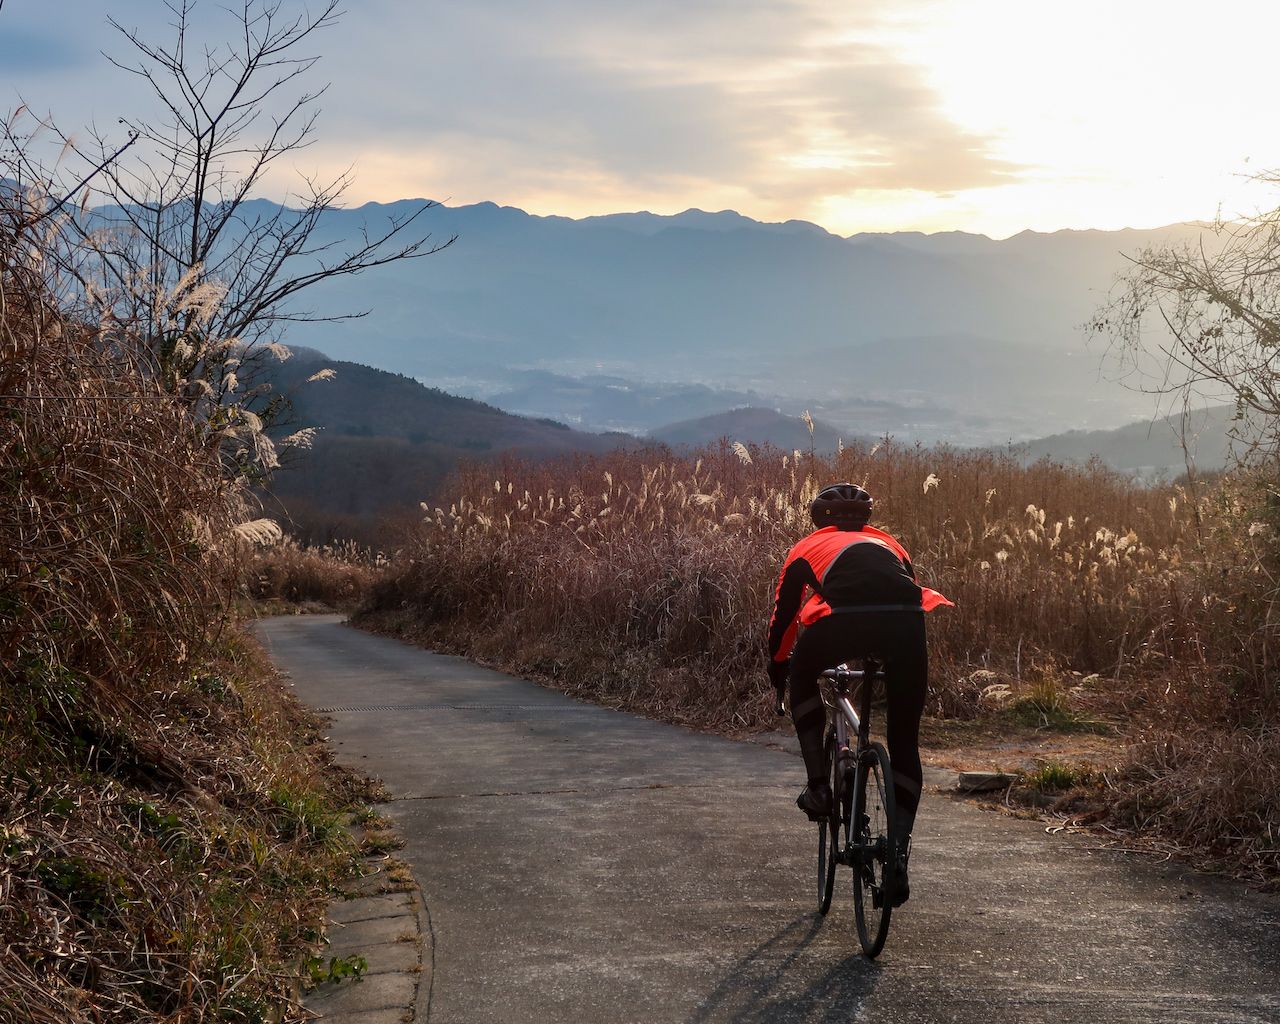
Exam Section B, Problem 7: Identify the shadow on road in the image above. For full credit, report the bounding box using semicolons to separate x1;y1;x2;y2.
686;913;878;1024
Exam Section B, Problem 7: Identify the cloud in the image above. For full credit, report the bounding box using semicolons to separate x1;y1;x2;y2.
2;0;1019;228
298;0;1019;221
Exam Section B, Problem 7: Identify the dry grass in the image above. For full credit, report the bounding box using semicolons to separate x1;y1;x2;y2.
362;441;1208;722
0;638;371;1023
0;266;240;698
1110;725;1280;883
241;537;390;611
362;440;1280;878
0;181;374;1019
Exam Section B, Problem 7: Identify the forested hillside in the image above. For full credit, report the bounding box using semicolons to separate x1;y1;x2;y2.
260;351;634;540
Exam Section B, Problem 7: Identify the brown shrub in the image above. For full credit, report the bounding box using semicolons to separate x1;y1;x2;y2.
0;182;365;1020
362;439;1280;872
360;440;1235;722
1113;725;1280;888
0;271;240;693
244;536;388;608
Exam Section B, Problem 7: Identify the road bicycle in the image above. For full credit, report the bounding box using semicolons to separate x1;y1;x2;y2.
779;660;899;958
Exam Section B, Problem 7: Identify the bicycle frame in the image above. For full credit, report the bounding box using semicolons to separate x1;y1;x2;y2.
821;659;883;865
810;657;899;957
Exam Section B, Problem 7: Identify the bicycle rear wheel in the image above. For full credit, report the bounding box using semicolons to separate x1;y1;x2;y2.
816;729;838;915
851;740;898;958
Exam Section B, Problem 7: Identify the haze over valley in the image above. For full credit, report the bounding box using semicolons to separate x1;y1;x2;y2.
285;199;1210;448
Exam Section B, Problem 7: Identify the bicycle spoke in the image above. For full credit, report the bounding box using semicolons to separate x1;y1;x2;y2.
852;741;897;958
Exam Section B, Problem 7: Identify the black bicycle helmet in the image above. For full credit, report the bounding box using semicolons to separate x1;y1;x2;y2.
810;483;873;528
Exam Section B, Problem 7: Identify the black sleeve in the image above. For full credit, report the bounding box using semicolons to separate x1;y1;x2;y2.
767;557;818;661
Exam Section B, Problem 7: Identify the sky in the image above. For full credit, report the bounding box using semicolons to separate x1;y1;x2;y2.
4;0;1280;238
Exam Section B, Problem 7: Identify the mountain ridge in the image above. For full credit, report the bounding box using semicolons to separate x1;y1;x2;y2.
95;195;1221;447
261;349;1240;544
270;197;1211;445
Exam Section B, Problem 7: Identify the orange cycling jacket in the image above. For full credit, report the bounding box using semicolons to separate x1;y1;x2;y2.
767;525;953;665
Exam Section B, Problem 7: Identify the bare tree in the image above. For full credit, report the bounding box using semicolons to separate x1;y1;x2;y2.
1086;188;1280;463
44;0;449;407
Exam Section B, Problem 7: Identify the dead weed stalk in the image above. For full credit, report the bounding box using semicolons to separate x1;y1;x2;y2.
1;177;370;1019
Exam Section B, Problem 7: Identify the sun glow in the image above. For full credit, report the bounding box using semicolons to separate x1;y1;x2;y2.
10;0;1280;236
310;0;1280;236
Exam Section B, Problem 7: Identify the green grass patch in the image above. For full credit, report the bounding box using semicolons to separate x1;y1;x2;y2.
1018;758;1097;793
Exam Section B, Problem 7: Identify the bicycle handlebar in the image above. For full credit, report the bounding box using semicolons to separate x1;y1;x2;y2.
775;664;884;717
821;666;884;681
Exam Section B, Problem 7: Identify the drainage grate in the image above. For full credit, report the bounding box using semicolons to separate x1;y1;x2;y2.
315;703;596;713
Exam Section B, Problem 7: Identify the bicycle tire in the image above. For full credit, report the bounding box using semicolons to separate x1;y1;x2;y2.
851;740;898;958
816;729;838;915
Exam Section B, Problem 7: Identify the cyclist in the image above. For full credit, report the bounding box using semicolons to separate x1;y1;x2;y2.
767;483;951;905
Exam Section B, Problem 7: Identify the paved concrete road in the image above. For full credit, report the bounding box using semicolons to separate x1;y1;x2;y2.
255;616;1280;1024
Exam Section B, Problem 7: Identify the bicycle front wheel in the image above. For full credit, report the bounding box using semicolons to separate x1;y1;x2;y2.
851;740;898;958
816;729;838;915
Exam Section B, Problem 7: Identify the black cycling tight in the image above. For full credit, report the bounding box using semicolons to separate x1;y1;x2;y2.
787;610;928;836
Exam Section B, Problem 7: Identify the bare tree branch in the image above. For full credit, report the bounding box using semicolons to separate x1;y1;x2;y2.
38;0;453;410
25;132;140;229
1087;193;1280;464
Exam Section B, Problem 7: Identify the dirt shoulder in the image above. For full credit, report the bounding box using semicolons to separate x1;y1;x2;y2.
917;716;1126;774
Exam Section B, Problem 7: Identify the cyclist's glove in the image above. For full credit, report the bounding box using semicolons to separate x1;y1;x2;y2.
767;657;790;695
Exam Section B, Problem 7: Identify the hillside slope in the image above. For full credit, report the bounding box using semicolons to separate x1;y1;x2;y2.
0;212;364;1020
1016;406;1237;474
648;406;855;452
261;352;632;535
273;351;596;448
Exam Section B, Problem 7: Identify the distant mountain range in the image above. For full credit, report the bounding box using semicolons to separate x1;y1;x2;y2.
212;197;1253;540
471;369;767;436
637;402;1239;475
270;199;1214;444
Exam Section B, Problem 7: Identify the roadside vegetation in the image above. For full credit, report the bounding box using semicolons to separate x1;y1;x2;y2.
241;537;390;615
354;439;1280;885
0;189;381;1021
0;0;441;1012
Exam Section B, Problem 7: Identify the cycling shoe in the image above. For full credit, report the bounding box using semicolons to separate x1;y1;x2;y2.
796;781;833;821
891;843;911;907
